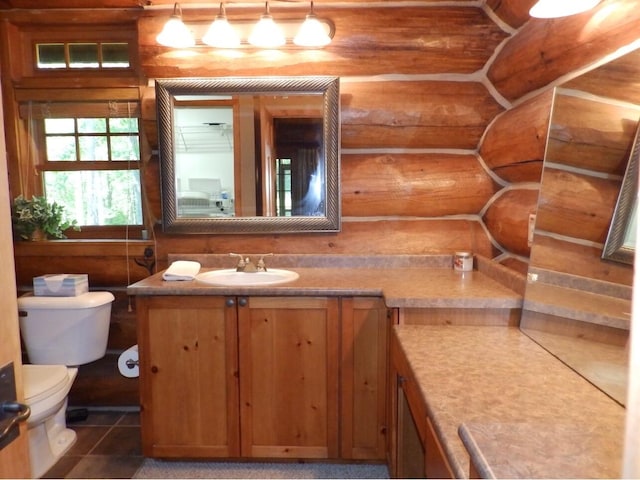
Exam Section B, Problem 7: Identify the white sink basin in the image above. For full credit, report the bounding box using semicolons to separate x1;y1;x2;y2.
195;268;299;286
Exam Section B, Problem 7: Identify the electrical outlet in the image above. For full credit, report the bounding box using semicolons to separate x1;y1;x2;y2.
528;213;536;247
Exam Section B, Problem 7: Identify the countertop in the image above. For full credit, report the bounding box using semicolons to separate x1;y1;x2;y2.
127;255;523;309
393;325;626;479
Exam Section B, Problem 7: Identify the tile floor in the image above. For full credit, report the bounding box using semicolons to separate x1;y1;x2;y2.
43;409;143;479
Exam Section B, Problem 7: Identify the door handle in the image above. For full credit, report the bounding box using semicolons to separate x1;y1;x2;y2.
0;402;30;442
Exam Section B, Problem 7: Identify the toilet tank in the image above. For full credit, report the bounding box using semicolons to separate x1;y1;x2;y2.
17;291;115;366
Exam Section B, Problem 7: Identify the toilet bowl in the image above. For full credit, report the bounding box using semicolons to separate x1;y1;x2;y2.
17;291;114;478
22;365;78;479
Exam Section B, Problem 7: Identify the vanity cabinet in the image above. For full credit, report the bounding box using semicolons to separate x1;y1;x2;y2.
137;296;240;458
390;329;453;478
238;296;340;459
340;297;390;460
136;295;341;459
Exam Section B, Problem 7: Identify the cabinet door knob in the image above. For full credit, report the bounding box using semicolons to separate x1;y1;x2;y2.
238;297;248;307
225;298;235;307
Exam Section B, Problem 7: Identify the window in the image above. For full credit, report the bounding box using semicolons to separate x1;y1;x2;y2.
36;42;131;70
22;100;143;237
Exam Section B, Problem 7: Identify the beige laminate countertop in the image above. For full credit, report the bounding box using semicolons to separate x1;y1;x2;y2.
393;325;626;479
127;266;522;309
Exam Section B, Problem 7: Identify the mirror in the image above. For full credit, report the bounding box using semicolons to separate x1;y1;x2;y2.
521;48;640;406
156;76;341;234
602;122;640;264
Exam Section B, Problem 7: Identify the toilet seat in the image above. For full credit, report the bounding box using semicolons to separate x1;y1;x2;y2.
23;364;71;405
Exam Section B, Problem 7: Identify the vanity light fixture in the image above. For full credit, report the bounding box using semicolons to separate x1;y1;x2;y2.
154;1;334;49
248;1;286;48
156;3;195;48
294;1;332;47
529;0;602;18
202;3;241;48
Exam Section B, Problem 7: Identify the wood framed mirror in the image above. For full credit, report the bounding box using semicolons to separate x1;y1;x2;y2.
156;76;341;234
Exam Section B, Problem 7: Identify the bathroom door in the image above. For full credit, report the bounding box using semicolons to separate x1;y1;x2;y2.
0;78;31;478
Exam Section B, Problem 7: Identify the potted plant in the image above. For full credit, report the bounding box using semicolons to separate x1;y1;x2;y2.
11;195;79;240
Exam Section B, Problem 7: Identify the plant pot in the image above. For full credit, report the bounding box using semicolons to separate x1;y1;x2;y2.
30;229;46;241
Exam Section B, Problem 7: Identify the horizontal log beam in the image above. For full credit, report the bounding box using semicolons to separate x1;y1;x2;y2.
480;89;553;183
341;81;504;149
138;7;508;78
342;153;498;217
488;0;640;102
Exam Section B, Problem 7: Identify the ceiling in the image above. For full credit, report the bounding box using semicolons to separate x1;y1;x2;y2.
0;0;481;10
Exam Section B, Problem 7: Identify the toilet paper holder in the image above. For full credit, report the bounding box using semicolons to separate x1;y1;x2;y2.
125;359;139;369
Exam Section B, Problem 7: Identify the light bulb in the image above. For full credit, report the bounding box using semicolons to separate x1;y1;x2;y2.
529;0;601;18
294;2;331;47
156;3;195;48
203;3;240;48
249;2;285;48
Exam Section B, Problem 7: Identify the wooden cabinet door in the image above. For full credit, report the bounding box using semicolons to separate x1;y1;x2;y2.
340;297;389;460
238;296;340;459
137;296;240;458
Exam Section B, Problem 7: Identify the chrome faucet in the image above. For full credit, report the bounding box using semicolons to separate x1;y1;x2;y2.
230;253;273;272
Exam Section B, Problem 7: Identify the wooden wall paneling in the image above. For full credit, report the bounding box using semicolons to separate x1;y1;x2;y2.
530;234;633;286
13;241;155;287
548;92;640;175
536;167;620;243
399;307;521;326
483;188;539;257
153;219;498;270
68;352;139;407
479;89;553;183
341;153;499;217
137;7;508;79
485;0;537;29
487;0;640;102
341;81;504;150
562;49;640;106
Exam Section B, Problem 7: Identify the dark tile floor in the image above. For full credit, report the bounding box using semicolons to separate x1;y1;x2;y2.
43;409;143;479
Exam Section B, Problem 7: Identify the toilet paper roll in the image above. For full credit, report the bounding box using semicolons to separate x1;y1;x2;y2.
117;345;139;378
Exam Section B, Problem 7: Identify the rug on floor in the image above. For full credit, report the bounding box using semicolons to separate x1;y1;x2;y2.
133;459;390;479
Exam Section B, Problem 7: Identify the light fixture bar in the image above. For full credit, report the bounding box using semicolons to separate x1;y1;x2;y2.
155;1;334;49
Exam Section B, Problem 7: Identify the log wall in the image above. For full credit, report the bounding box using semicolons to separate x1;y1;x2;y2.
2;0;640;406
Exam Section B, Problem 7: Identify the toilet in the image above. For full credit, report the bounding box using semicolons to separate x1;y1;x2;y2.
17;291;115;479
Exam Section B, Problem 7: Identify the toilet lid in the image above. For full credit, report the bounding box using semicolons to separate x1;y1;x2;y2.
23;364;70;404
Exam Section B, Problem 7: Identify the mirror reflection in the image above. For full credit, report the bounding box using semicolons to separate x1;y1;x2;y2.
602;122;640;264
521;48;640;406
156;76;341;234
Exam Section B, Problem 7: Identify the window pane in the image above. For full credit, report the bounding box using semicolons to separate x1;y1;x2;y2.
36;44;66;69
78;118;106;133
46;136;77;161
102;43;130;68
69;43;99;68
44;118;75;134
79;136;108;160
110;136;140;161
109;118;138;133
44;170;143;226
